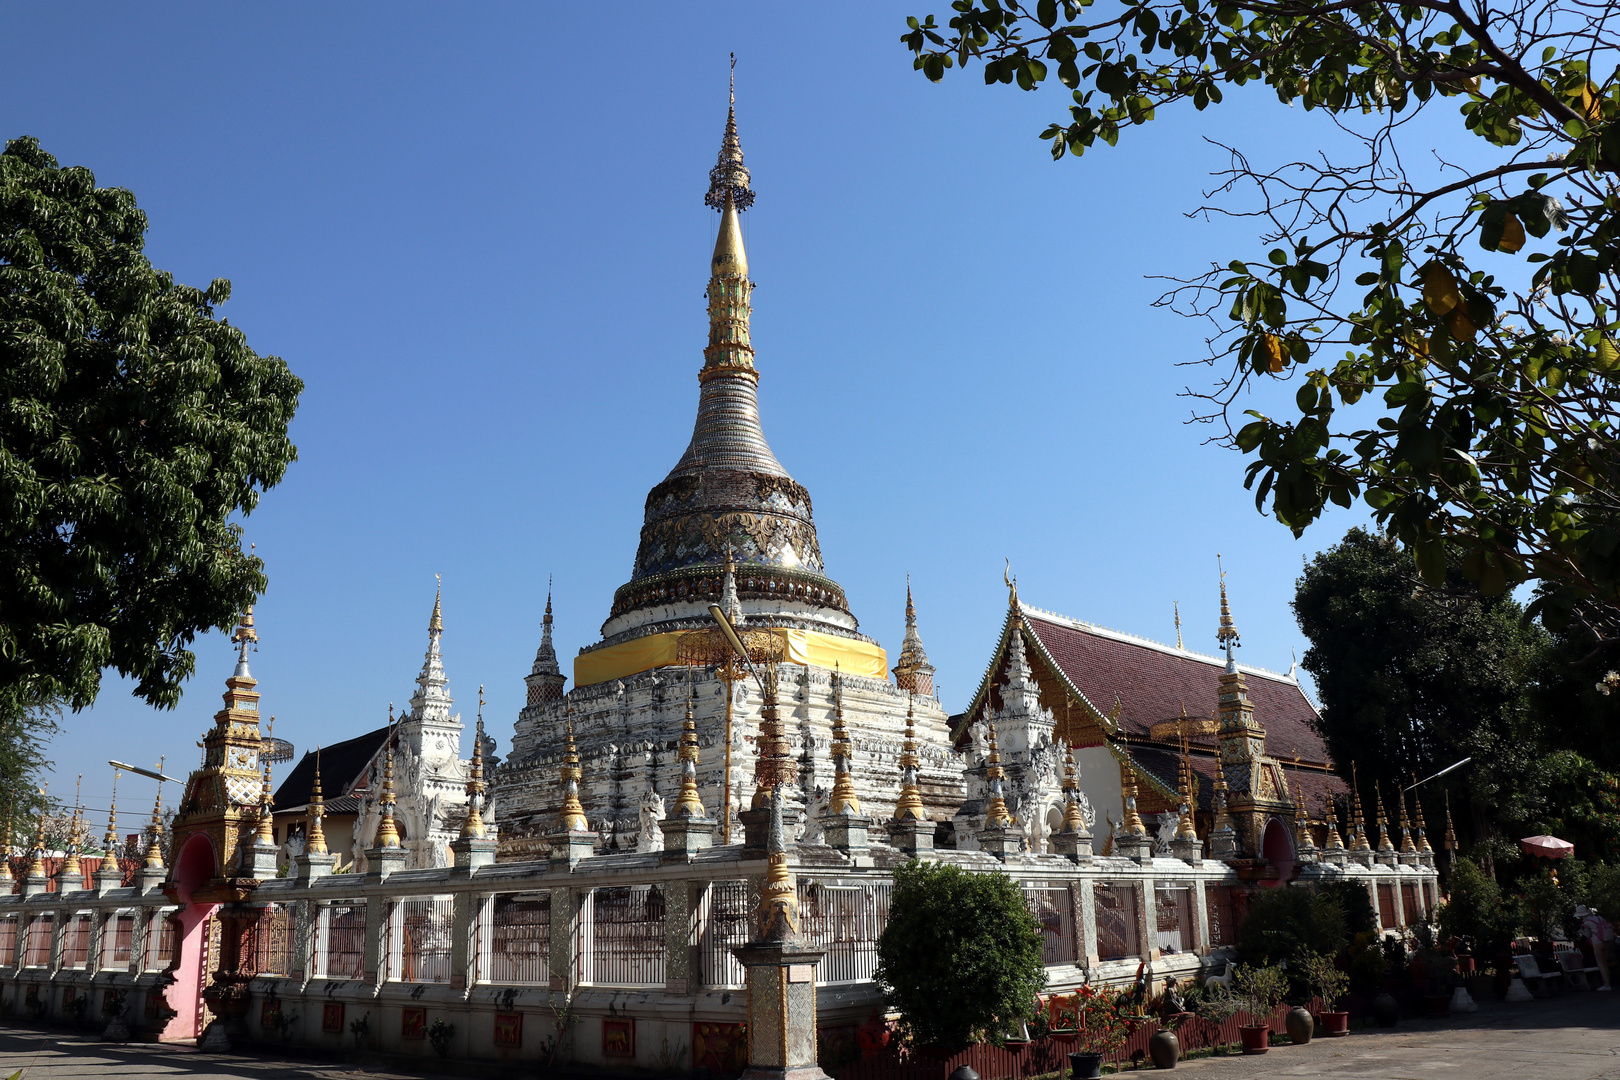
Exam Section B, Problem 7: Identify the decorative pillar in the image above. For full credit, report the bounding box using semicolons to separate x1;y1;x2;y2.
664;880;695;995
731;785;831;1080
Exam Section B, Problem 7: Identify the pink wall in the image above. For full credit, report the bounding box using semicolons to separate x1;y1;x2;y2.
158;834;218;1042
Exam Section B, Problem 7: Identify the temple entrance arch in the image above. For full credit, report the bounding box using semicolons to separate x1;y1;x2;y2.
1260;817;1295;888
161;833;220;1042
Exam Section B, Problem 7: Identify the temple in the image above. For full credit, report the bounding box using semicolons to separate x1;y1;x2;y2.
0;87;1437;1071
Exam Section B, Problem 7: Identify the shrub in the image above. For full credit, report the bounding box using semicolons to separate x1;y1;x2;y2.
1237;887;1347;964
1584;862;1620;922
1296;951;1349;1011
1232;963;1288;1024
875;861;1046;1051
1317;880;1377;937
1345;933;1386;997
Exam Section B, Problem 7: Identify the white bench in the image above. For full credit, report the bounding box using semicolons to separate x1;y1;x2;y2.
1557;949;1602;991
1513;954;1563;996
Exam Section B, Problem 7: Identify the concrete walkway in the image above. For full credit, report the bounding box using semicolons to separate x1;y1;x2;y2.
1168;989;1620;1080
1;992;1618;1080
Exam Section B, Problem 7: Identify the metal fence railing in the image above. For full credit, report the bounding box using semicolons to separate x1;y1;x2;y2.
1206;884;1238;948
101;913;134;970
1154;886;1194;956
699;880;750;988
799;881;891;985
255;903;294;976
63;913;92;969
0;917;16;967
1023;885;1076;966
483;892;550;985
320;902;366;980
390;896;454;983
23;914;52;968
583;885;665;987
1094;883;1140;962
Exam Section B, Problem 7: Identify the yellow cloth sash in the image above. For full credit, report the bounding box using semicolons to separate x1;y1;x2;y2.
575;628;888;687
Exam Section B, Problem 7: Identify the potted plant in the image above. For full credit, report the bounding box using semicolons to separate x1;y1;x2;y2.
1067;984;1134;1079
1233;963;1288;1054
1298;951;1351;1037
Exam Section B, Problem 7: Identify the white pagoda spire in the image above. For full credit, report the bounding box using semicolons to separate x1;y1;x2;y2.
410;579;454;725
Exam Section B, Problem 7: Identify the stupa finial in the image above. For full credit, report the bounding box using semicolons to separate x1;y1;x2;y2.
306;749;328;856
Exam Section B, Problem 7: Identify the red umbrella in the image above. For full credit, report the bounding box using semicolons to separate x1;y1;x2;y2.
1520;835;1575;859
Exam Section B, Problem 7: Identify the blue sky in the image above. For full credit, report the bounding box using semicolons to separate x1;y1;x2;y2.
1;2;1434;814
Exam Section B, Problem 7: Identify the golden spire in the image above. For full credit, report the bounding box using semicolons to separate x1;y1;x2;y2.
61;775;84;880
1060;739;1086;833
1290;755;1311;848
144;766;167;870
374;705;402;849
983;714;1011;828
751;664;791;805
557;708;589;833
1210;762;1231;831
24;784;47;879
1216;554;1241;660
757;784;798;940
672;675;707;819
103;767;121;856
1443;789;1458;853
306;749;328;856
1174;600;1183;650
1397;779;1416;854
1323;793;1345;850
1120;756;1147;837
893;692;926;822
1349;762;1372;851
1176;720;1198;842
251;717;277;848
462;687;489;840
430;575;443;633
702;62;756;381
827;667;861;816
1413;778;1433;854
1373;785;1394;853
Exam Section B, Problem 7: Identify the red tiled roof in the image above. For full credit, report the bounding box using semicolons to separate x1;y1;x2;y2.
1024;611;1331;766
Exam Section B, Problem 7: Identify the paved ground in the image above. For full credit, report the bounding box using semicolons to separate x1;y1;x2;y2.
0;991;1618;1080
1168;988;1620;1080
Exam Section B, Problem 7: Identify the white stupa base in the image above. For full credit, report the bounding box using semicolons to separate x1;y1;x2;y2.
1450;986;1478;1012
1504;977;1534;1002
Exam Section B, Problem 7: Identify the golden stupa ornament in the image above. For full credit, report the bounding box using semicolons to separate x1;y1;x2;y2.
373;706;402;850
1211;763;1233;835
462;687;490;840
672;676;707;820
1323;794;1345;850
751;664;792;806
1349;762;1372;851
1290;755;1312;849
556;708;590;833
103;767;121;857
144;767;167;870
757;784;798;941
1061;740;1086;833
24;785;48;879
893;692;927;822
827;667;861;816
1397;779;1416;854
1413;778;1433;854
1120;757;1147;838
306;749;329;856
983;716;1012;828
1443;789;1458;856
60;775;84;880
253;717;277;848
1176;725;1198;842
1373;786;1394;853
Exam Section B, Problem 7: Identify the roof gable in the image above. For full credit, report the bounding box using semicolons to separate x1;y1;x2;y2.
272;725;390;813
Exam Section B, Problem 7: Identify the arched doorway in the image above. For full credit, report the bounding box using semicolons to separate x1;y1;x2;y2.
1260;818;1295;888
160;833;219;1042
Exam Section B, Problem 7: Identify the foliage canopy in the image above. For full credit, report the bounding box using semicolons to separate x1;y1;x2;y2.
875;860;1046;1050
1236;883;1347;963
902;0;1620;642
0;136;302;718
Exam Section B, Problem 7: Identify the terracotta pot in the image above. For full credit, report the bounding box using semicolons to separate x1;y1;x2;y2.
1425;994;1451;1017
1148;1028;1179;1069
1319;1011;1350;1037
1239;1025;1271;1055
1068;1051;1104;1079
1372;992;1400;1027
1285;1006;1314;1045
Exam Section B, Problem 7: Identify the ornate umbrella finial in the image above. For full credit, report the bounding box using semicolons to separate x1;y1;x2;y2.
705;53;755;213
828;665;861;816
255;716;277;847
983;719;1011;828
1216;554;1240;664
462;687;489;840
672;673;707;819
557;708;589;833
